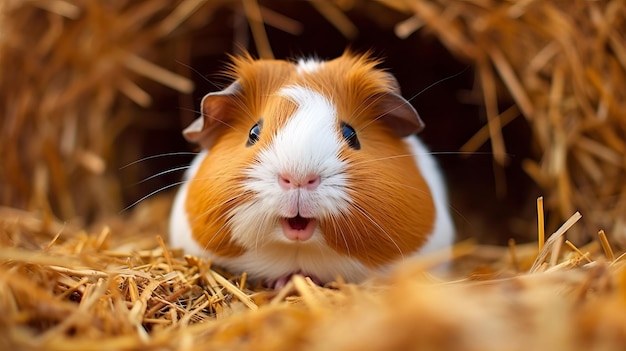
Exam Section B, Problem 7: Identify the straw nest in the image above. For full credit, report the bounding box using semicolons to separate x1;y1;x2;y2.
2;0;626;349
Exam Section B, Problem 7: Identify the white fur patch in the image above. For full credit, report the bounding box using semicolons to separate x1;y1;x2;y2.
404;136;455;254
212;236;370;283
169;150;208;256
296;57;324;74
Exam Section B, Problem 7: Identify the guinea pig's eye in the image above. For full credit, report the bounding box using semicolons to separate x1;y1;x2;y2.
247;123;261;146
340;122;360;150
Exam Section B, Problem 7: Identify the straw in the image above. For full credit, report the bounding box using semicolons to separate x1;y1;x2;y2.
1;206;624;350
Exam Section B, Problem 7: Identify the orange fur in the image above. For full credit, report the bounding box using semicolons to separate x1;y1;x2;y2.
185;131;251;257
186;55;300;256
185;51;435;267
323;125;434;267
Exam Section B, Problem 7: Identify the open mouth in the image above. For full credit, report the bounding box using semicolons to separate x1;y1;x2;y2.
287;215;310;230
281;215;317;241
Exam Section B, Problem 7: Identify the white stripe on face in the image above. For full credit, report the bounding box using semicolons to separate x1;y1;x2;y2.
230;86;351;248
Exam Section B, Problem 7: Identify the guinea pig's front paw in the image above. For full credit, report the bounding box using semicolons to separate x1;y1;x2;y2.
266;271;323;290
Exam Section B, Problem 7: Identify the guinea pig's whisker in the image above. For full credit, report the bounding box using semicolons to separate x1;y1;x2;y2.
120;181;187;213
355;177;433;199
177;106;203;115
246;199;264;252
380;68;470;124
212;116;245;134
188;188;260;252
123;174;236;213
365;178;469;230
188;191;243;227
119;152;199;170
134;166;191;185
338;206;378;261
209;225;231;253
188;200;239;251
217;197;264;253
352;151;497;167
331;215;352;258
175;60;223;91
345;213;370;260
351;207;381;262
354;92;384;119
403;66;470;105
350;202;404;260
231;94;258;125
254;211;273;252
428;151;496;156
351;93;387;133
354;95;384;134
354;216;371;259
329;204;385;266
350;153;415;166
349;214;369;258
197;220;229;251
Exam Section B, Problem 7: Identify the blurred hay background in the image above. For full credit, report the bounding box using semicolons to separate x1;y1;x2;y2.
1;0;625;244
1;0;626;349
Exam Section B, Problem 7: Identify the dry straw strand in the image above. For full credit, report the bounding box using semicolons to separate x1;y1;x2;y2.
537;196;545;252
242;0;274;59
598;230;615;262
530;211;582;273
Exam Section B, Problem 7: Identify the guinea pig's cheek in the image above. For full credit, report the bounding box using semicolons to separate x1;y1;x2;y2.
280;217;317;241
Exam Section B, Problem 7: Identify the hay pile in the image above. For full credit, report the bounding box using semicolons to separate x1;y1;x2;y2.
2;201;626;350
2;0;626;349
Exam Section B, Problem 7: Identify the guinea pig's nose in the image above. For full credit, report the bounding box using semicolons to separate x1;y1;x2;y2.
278;173;321;191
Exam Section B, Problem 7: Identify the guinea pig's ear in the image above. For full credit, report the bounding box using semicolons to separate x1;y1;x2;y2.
183;81;241;149
377;92;425;137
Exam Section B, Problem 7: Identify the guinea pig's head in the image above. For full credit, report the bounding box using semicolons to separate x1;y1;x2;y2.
183;51;436;268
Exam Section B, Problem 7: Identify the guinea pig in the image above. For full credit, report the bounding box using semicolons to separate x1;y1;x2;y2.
169;51;455;288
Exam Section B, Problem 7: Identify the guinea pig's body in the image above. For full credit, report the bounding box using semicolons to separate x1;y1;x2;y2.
169;52;454;287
